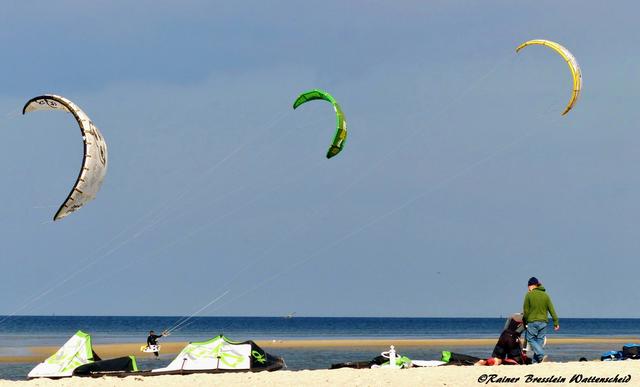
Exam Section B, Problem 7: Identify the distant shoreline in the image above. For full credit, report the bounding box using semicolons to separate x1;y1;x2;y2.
1;336;637;363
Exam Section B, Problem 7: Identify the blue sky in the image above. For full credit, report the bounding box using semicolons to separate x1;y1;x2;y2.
1;1;639;318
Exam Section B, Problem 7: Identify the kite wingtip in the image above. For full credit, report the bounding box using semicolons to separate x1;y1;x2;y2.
326;146;342;159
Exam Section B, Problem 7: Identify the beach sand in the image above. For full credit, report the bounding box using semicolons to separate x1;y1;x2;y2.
0;360;637;386
1;337;638;363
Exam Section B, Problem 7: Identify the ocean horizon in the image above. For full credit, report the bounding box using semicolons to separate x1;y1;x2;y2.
1;315;638;345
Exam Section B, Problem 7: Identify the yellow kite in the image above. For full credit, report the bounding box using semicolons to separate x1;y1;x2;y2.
516;40;582;115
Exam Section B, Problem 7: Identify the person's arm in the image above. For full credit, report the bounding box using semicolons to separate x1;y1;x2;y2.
547;295;559;329
522;294;530;323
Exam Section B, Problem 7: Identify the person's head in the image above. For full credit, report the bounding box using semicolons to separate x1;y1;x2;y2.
527;277;540;291
149;330;155;335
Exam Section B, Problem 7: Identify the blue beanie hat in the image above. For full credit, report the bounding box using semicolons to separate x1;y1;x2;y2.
528;277;540;286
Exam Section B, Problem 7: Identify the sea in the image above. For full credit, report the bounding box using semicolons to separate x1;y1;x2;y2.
0;316;637;380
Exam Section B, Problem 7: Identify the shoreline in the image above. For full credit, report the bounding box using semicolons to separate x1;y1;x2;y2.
1;336;637;364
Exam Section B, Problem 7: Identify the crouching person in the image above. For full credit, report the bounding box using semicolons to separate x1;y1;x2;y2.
476;313;527;366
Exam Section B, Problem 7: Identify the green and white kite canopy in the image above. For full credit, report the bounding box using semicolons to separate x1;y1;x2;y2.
293;89;347;159
27;330;95;378
28;331;138;378
152;336;253;372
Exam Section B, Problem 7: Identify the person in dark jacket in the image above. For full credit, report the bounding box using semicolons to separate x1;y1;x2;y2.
475;314;527;365
146;330;168;358
523;277;559;363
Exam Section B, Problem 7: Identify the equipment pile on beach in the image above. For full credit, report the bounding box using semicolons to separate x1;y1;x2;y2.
28;331;283;379
26;326;640;380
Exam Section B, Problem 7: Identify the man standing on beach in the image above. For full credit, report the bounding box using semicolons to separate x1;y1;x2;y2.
147;330;167;358
523;277;559;363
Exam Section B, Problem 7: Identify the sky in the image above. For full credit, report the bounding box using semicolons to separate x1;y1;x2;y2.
0;1;639;318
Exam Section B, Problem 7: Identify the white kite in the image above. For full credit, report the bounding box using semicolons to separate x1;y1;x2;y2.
23;95;108;221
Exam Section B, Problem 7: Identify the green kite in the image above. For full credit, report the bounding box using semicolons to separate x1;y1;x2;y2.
293;89;347;159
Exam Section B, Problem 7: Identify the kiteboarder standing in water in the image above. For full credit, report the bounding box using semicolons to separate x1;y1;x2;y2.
147;330;168;358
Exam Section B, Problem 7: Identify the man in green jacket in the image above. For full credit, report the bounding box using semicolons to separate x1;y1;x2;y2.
523;277;559;363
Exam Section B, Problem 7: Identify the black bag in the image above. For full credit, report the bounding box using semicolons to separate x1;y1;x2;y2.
330;355;388;369
442;351;482;366
622;344;640;359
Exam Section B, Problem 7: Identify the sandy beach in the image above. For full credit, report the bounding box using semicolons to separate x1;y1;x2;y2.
1;337;638;363
0;360;636;386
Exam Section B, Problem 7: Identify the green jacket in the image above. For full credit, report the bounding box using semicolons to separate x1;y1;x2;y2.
523;286;559;326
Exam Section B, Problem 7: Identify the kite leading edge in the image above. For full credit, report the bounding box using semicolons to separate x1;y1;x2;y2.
516;39;582;115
